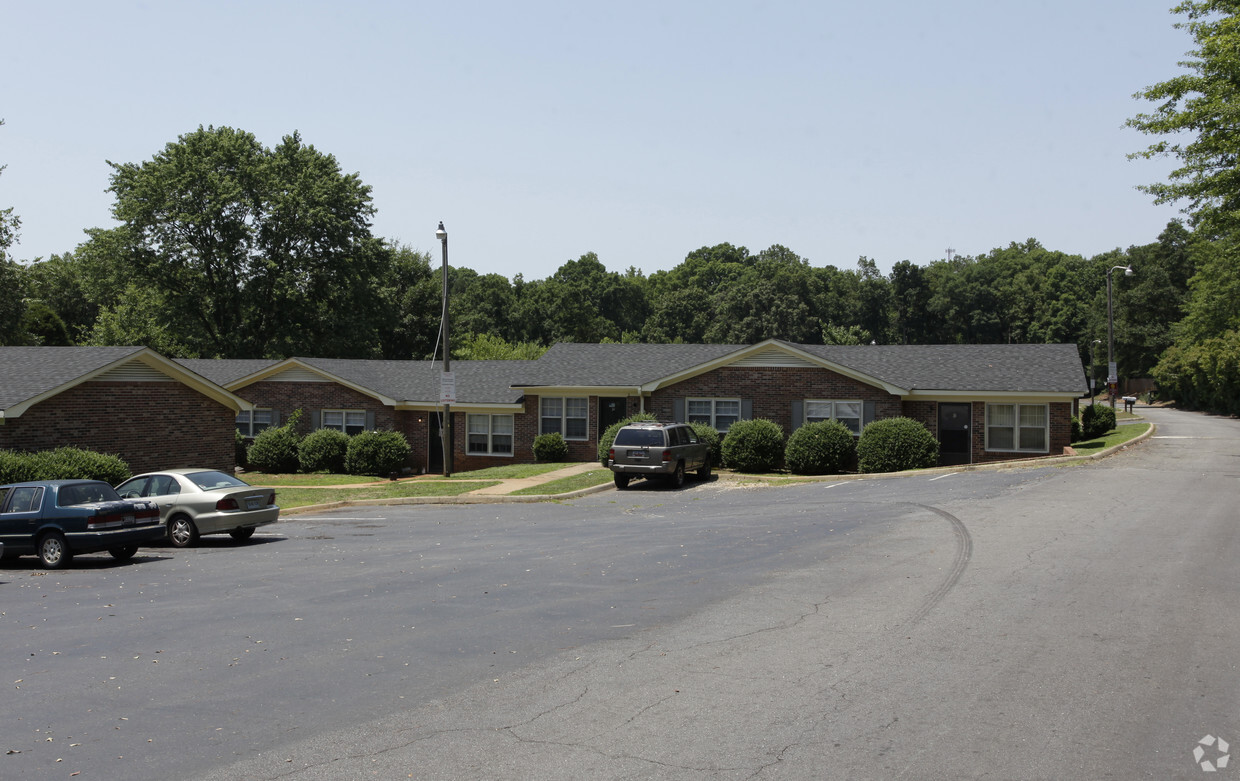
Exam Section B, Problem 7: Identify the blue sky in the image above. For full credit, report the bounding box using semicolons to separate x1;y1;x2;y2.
2;1;1190;280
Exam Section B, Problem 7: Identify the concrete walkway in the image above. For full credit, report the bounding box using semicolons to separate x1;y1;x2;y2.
463;461;603;495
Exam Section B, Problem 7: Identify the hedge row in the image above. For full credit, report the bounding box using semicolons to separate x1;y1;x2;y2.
242;409;411;476
0;447;132;485
599;415;940;476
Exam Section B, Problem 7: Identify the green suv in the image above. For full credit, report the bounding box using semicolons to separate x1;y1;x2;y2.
606;421;712;490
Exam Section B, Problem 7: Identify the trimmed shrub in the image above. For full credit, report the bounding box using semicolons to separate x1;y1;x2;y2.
856;417;939;474
598;412;657;465
246;409;304;474
721;418;785;473
299;428;350;473
785;420;856;475
532;432;569;462
1070;415;1081;443
345;430;411;476
0;449;38;484
1080;403;1116;440
235;429;249;470
689;422;722;467
1;447;132;483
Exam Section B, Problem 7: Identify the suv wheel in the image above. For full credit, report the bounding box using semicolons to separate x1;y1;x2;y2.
668;462;685;489
613;473;630;490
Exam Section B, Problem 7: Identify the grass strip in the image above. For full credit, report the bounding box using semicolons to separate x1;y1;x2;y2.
509;469;614;496
276;480;499;509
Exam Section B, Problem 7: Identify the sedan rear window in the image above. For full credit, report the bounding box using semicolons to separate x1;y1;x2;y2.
614;429;665;447
187;471;248;490
58;482;120;506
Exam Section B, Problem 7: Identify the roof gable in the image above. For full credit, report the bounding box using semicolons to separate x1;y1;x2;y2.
1;347;251;418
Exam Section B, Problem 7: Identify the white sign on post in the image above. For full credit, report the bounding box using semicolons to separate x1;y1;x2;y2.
440;371;456;404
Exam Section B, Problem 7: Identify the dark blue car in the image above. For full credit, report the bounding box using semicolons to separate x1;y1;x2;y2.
0;480;164;569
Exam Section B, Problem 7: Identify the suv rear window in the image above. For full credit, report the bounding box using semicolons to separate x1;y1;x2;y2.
614;428;665;447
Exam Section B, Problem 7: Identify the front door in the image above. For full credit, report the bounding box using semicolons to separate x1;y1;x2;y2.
598;397;627;439
938;403;972;466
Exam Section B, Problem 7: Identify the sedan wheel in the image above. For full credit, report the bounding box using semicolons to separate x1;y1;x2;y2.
169;516;199;548
229;527;256;542
38;533;73;570
108;545;139;561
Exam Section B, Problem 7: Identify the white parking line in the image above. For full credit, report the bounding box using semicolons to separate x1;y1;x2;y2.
929;473;958;481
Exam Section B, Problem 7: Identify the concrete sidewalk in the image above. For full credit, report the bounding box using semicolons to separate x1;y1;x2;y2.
463;461;604;496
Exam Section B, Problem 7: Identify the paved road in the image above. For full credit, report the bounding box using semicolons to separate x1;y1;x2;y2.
2;406;1236;780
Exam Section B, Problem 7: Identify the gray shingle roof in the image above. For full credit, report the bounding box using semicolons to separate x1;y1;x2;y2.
298;359;532;405
799;343;1087;393
0;346;147;409
176;357;533;405
515;341;1086;394
515;343;747;387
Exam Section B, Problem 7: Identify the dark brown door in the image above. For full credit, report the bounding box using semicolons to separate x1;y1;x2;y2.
938;403;972;466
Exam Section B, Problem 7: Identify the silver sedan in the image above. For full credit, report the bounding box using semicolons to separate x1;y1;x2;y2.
115;469;279;548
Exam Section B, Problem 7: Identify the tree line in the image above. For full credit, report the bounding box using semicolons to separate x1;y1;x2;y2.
2;2;1238;414
0;126;1211;393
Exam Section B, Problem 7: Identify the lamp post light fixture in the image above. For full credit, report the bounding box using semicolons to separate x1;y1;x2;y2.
1106;264;1134;409
436;221;453;476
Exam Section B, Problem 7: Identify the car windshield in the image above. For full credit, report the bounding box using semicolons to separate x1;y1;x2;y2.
187;471;249;491
58;482;121;507
614;428;665;447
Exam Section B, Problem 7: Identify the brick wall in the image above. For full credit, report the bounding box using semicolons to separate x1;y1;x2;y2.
647;366;903;432
0;381;235;474
237;381;397;434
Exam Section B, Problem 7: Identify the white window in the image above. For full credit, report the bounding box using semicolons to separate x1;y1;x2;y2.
322;409;367;436
468;414;514;455
687;398;741;431
986;403;1048;452
805;400;863;435
540;397;588;440
236;408;273;437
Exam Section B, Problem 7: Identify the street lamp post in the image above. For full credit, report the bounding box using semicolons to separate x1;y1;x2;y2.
436;221;453;476
1090;339;1102;401
1106;264;1134;410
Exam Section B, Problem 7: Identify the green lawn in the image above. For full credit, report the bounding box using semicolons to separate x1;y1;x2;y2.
1069;422;1152;457
275;480;500;509
509;468;614;496
249;462;595;509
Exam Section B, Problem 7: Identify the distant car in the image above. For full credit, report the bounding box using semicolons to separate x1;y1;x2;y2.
0;480;164;569
115;469;279;548
607;421;712;489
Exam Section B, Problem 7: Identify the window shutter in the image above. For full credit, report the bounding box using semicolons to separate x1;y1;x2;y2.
673;397;686;423
863;401;876;426
307;409;319;429
366;411;376;430
741;399;753;420
791;400;804;429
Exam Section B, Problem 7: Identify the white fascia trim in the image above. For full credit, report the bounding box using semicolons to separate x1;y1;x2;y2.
904;390;1082;403
512;386;636;397
397;402;525;413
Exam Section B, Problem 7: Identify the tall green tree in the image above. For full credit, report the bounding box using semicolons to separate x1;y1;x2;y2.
102;125;385;358
1128;1;1240;238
